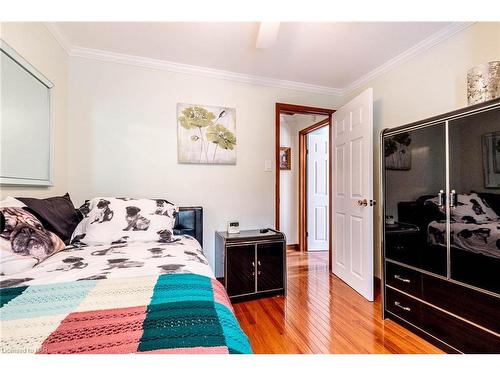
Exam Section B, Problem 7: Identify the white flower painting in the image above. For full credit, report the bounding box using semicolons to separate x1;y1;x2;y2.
177;103;236;165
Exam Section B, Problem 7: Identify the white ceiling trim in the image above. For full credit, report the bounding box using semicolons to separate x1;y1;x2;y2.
69;45;344;96
344;22;475;93
44;22;475;97
44;23;71;54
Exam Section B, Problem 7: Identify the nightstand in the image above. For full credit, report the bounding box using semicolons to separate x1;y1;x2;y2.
215;229;286;302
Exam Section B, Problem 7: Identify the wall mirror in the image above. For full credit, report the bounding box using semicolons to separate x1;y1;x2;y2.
1;39;53;186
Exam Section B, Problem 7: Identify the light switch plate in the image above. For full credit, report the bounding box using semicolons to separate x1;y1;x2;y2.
264;160;272;172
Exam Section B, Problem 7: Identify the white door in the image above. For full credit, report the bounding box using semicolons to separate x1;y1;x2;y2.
332;88;374;301
307;127;329;251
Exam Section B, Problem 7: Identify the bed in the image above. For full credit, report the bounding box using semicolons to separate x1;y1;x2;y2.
397;193;500;293
428;220;500;259
0;205;252;354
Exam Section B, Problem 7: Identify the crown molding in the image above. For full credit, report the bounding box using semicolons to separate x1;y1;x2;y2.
70;46;344;96
45;21;475;97
44;22;71;55
343;22;475;94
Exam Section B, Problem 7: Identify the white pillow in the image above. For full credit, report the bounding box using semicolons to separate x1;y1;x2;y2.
451;193;498;223
425;193;498;224
1;207;65;275
0;197;26;208
71;197;177;245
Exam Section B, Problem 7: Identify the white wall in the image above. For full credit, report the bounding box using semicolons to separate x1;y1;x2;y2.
67;57;342;275
0;22;69;199
342;22;500;277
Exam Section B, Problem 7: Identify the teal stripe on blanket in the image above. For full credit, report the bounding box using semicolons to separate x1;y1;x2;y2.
0;286;28;308
148;273;214;304
214;303;252;354
0;280;97;320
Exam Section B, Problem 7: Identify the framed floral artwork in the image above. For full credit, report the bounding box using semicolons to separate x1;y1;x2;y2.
482;132;500;188
384;132;412;170
177;103;236;164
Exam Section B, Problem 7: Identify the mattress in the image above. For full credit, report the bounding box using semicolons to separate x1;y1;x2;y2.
428;220;500;259
0;236;252;354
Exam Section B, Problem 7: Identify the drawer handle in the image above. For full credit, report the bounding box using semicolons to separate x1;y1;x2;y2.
394;274;411;283
394;301;411;312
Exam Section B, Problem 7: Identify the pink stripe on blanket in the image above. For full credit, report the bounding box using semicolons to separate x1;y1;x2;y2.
211;279;234;312
143;346;229;354
38;306;147;354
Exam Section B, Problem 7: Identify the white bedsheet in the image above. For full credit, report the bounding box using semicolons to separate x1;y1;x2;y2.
428;220;500;259
0;235;213;288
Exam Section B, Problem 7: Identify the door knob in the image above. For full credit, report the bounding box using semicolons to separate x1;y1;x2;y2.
357;199;368;206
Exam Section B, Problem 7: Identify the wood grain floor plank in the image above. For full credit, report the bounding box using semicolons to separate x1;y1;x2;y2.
233;251;444;354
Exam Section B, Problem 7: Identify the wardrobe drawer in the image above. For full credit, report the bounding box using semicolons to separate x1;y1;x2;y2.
386;262;422;298
385;288;421;326
421;274;500;334
420;301;500;353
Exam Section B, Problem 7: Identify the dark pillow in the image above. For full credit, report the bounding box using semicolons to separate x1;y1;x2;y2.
17;193;82;245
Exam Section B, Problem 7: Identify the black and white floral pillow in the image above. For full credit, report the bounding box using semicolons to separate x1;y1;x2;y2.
426;193;499;224
71;197;177;245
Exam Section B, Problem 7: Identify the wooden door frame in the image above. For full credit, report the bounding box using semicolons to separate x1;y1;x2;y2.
299;118;330;253
275;103;335;271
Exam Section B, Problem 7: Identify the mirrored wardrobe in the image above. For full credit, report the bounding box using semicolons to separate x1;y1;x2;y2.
381;98;500;353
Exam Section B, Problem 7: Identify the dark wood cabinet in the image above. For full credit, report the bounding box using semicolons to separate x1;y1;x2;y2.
257;242;284;292
226;244;255;297
216;229;286;302
381;98;500;354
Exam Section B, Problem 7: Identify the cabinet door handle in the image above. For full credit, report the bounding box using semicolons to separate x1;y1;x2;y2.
394;274;411;283
252;261;255;267
257;260;261;266
394;301;411;311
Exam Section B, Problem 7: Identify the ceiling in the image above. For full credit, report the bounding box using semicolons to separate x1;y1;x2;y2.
54;22;456;90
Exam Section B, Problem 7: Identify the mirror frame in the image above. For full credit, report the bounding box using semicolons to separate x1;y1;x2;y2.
0;39;54;186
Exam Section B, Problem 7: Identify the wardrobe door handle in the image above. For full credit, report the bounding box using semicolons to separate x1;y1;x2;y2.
394;301;411;312
438;190;445;207
394;275;411;283
450;189;457;208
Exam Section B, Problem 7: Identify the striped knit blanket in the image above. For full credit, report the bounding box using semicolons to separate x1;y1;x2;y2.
0;274;252;354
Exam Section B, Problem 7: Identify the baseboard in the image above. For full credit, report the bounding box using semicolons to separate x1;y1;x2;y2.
286;244;299;251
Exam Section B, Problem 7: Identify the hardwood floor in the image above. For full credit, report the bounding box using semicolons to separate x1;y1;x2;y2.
233;250;444;354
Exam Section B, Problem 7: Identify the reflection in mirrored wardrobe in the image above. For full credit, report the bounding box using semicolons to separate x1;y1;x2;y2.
449;108;500;293
382;98;500;354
